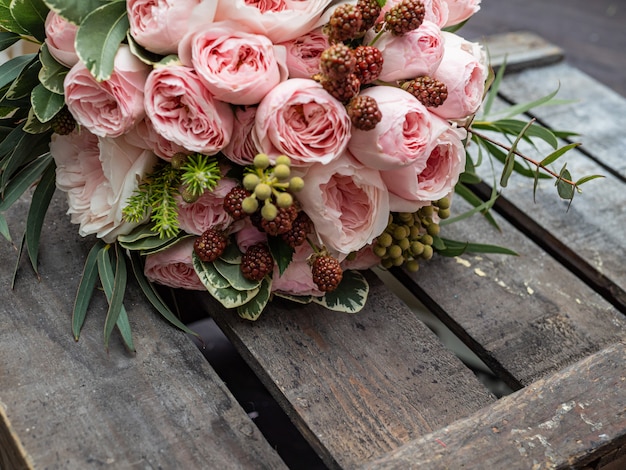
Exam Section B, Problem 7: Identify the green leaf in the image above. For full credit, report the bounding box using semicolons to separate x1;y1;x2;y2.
117;225;181;253
11;232;25;289
127;32;164;66
575;174;604;187
24;158;54;274
481;55;506;117
0;212;11;242
0;152;51;211
0;53;36;90
72;240;105;340
447;182;499;229
267;235;293;276
237;276;272;321
213;257;262;291
23;106;51;133
0;31;20;51
273;291;313;304
489;119;559;149
437;238;519;257
10;0;48;42
30;82;64;122
0;0;30;34
219;241;242;264
6;59;42;100
312;270;368;313
192;253;230;289
38;43;69;94
539;142;581;166
75;1;129;81
42;0;109;24
490;87;570;120
499;119;536;188
556;166;574;200
1;125;51;186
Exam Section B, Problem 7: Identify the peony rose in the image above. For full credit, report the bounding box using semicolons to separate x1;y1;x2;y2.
51;130;158;243
365;20;444;82
44;11;79;68
176;178;238;235
441;0;481;27
179;22;288;105
294;151;389;255
341;244;381;271
144;64;234;155
222;106;260;166
380;0;449;28
279;27;328;79
431;32;487;120
124;118;189;162
271;243;324;297
64;46;149;138
144;238;206;290
235;221;268;253
254;78;351;166
213;0;333;43
382;124;467;212
348;86;437;171
127;0;204;55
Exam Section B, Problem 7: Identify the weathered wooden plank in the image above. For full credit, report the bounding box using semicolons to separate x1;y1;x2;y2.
0;193;287;469
183;271;496;470
477;31;564;71
358;341;626;470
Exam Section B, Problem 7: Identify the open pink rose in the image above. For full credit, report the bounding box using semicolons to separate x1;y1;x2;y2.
271;243;324;297
144;238;206;290
431;32;487;120
365;20;444;82
348;86;437;171
235;221;268;253
222;106;260;166
124;119;188;162
254;78;351;166
213;0;333;43
382;124;467;212
279;27;328;79
341;244;381;271
176;178;238;235
64;46;149;138
294;151;389;255
144;64;234;155
51;130;158;243
179;22;288;105
44;11;79;68
441;0;481;27
127;0;204;55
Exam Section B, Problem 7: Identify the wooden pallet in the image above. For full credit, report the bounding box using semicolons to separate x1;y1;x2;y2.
2;33;625;469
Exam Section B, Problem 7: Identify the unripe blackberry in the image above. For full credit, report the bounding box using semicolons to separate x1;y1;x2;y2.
326;4;363;43
50;107;76;135
320;73;361;103
253;153;270;169
240;243;274;281
223;186;252;221
194;228;228;263
356;0;382;31
311;255;343;292
261;204;298;235
281;211;313;248
403;76;448;108
347;95;382;131
320;43;356;80
353;46;383;85
384;0;426;36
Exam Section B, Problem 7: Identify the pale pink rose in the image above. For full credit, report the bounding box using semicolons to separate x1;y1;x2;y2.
176;178;238;235
213;0;333;43
144;238;206;290
431;32;487;120
380;0;449;28
441;0;481;27
127;0;204;55
51;130;158;243
179;22;288;105
365;20;444;82
44;11;79;68
144;65;234;155
235;221;268;253
254;78;351;166
348;86;437;171
279;27;328;79
271;243;324;297
124;119;189;162
64;46;149;138
294;152;389;255
340;244;381;271
382;124;467;212
222;106;260;166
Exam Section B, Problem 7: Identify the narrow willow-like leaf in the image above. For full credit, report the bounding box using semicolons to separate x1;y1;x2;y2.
10;0;48;42
0;0;30;34
1;128;50;188
75;1;129;81
481;56;506;117
30;82;64;122
11;232;25;289
6;59;41;100
556;166;574;200
0;121;25;160
575;174;604;187
539;142;581;166
500;119;535;188
478;138;550;180
98;243;131;350
0;31;20;52
491;119;559;149
43;0;109;24
492;87;566;120
0;212;11;242
268;235;293;276
312;270;368;313
0;152;51;211
118;229;177;252
140;234;193;256
437;238;519;257
237;276;272;321
72;240;105;340
38;43;68;94
25;159;55;274
117;222;160;243
0;54;35;90
447;182;499;229
213;258;262;291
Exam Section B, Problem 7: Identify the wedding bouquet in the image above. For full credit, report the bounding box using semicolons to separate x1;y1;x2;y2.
0;0;597;350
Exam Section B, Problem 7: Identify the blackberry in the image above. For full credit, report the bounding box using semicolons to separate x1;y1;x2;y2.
261;204;298;236
224;186;252;221
353;45;383;85
326;4;363;43
320;43;356;81
320;73;361;103
311;255;343;292
50;107;76;135
194;228;228;263
240;243;274;281
281;211;313;248
356;0;382;32
384;0;426;36
347;95;382;131
403;76;448;108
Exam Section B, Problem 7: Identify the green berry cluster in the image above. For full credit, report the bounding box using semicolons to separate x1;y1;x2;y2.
241;154;304;222
373;197;451;272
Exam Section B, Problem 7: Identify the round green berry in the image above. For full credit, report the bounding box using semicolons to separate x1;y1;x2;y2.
436;197;451;210
275;155;291;167
274;163;291;181
388;244;403;259
409;225;421;239
373;245;387;258
254;183;272;200
398;237;410;251
275;191;293;208
420;205;434;217
421;234;433;246
377;232;393;248
261;201;278;221
421;245;433;260
242;196;259;214
410;241;424;256
427;223;440;236
243;173;260;191
288;176;304;192
254;153;270;169
393;225;408;240
405;260;420;272
438;208;451;219
392;256;405;267
381;258;394;269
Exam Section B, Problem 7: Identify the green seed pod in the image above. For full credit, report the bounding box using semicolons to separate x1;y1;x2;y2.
243;173;260;191
171;152;189;169
398;237;410;251
436;197;451;210
261;201;278;221
420;205;434;217
274;163;291;180
420;234;434;246
275;191;293;208
254;183;272;200
388;244;403;259
275;155;291;167
438;208;451;219
180;185;199;204
254;153;270;169
377;232;393;248
242;196;259;214
288;176;305;192
410;241;424;256
427;223;440;236
421;245;434;260
405;259;420;272
373;245;387;258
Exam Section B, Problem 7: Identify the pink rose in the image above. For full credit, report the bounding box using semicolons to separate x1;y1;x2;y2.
431;32;487;120
235;221;268;253
254;78;351;166
348;86;437;171
44;11;79;68
222;106;260;166
341;244;381;271
279;27;328;79
213;0;333;43
179;22;288;105
382;124;467;212
124;118;189;162
64;46;149;138
271;243;324;297
176;178;238;235
365;20;444;82
380;0;449;28
51;129;158;243
441;0;481;27
294;152;389;255
127;0;204;55
144;65;234;155
144;238;206;290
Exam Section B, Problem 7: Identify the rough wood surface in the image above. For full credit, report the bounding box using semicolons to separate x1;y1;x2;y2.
183;270;496;469
0;194;287;469
359;341;626;470
477;31;564;71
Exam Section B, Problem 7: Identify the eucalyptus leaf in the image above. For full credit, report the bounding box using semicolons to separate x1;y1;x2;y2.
447;182;499;229
0;212;11;242
0;31;20;52
0;152;51;211
539;142;581;166
0;54;36;90
72;240;105;340
11;232;25;289
213;257;262;291
42;0;109;24
75;1;129;82
312;270;368;313
237;276;272;321
437;238;519;257
556;166;574;200
10;0;48;42
38;43;69;94
31;82;64;122
575;174;604;187
25;158;55;274
6;59;41;100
